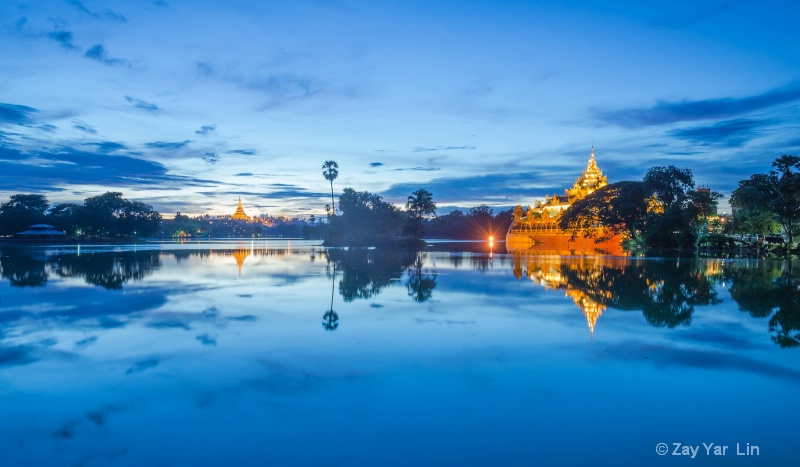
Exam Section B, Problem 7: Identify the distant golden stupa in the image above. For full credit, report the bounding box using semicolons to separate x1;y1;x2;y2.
231;197;251;221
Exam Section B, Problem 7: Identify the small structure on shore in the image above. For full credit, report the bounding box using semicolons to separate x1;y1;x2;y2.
15;224;66;237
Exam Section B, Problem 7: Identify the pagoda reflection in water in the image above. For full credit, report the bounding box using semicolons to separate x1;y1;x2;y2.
511;252;614;338
506;246;736;338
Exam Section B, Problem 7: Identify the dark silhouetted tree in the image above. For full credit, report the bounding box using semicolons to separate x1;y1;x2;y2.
730;174;781;235
769;154;800;243
406;189;436;239
326;188;404;246
559;181;647;241
322;160;339;215
0;194;50;235
77;192;160;237
643;165;694;210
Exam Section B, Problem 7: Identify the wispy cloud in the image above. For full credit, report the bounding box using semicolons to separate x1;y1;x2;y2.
196;334;217;346
196;61;319;109
146;320;191;330
72;120;96;134
413;145;476;152
66;0;92;15
85;44;128;66
667;118;769;147
74;336;98;349
125;96;159;112
145;140;190;150
382;172;568;204
195;124;216;136
665;151;707;156
391;167;441;172
0;145;217;192
0;103;37;126
66;0;127;23
198;186;329;200
594;83;800;127
0;344;38;368
86;404;130;426
48;30;78;50
86;141;128;153
234;172;253;176
201;152;219;164
228;149;256;155
125;357;159;375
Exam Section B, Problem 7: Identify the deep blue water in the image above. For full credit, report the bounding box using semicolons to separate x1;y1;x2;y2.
1;240;798;466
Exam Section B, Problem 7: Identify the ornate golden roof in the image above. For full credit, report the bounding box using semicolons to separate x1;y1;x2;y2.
232;197;250;221
567;147;608;200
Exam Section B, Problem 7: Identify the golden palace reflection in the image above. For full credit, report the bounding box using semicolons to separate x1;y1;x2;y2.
0;243;798;346
505;250;749;339
512;254;615;338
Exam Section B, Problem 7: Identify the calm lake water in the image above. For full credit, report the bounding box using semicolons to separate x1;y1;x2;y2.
1;240;798;466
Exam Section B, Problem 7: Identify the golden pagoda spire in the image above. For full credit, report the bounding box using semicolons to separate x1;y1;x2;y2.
231;196;251;221
567;147;608;200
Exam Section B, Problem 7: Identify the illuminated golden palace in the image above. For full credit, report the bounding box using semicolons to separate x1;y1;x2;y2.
506;147;621;253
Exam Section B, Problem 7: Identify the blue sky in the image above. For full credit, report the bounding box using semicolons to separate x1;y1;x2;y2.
1;0;799;217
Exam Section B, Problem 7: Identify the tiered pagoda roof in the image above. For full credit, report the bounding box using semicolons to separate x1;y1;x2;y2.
566;146;608;201
231;197;250;221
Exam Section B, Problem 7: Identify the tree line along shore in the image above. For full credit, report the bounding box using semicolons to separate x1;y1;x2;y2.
1;154;798;257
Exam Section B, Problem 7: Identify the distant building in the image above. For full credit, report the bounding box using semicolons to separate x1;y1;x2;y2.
16;224;66;237
231;197;251;221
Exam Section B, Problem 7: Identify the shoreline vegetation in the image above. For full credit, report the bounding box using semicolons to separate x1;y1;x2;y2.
1;154;798;259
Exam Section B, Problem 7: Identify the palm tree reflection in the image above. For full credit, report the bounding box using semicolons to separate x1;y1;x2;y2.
405;254;437;302
322;261;339;331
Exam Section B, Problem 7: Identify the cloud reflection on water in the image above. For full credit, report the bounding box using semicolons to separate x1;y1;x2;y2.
0;242;799;466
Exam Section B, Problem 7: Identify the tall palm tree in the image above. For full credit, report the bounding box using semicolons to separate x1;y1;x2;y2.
406;189;436;239
322;160;339;215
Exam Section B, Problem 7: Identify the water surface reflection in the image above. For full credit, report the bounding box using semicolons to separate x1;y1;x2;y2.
0;242;798;466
